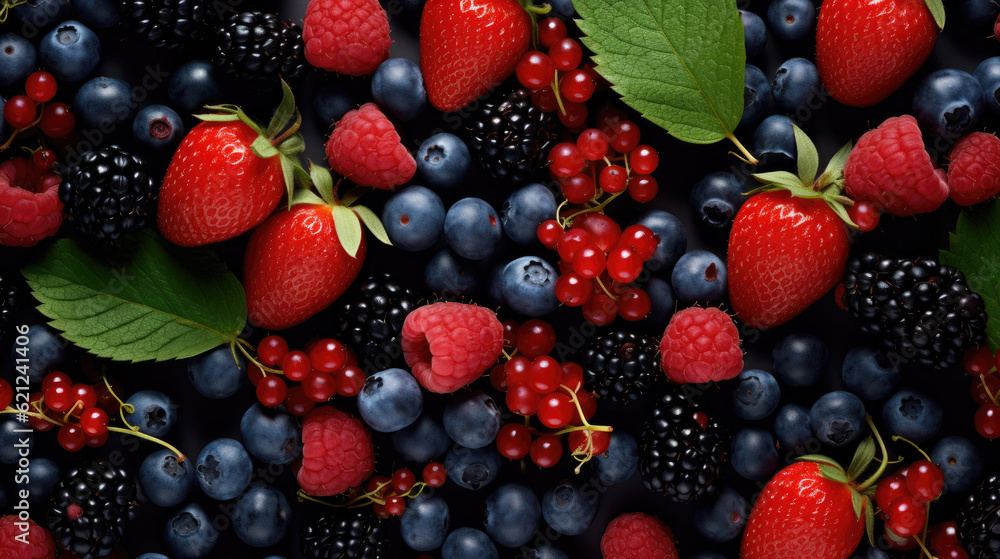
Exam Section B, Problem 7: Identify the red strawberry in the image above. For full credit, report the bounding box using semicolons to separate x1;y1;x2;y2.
420;0;532;112
816;0;942;107
729;126;853;329
303;0;391;76
157;83;304;247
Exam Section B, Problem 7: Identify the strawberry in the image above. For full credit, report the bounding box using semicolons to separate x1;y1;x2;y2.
243;165;391;330
728;126;854;329
815;0;943;107
157;81;305;247
420;0;532;112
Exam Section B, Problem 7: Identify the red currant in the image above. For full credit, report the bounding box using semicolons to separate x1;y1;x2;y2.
490;364;508;392
560;173;597;204
384;495;406;516
391;468;416;494
929;521;960;551
560;362;585;392
530;434;563;468
883;529;919;551
574;390;598;422
516;51;554;90
607;247;643;282
284;386;316;416
528;356;562;394
366;475;391;496
310;339;347;373
257;375;288;407
281;350;312;381
597;105;628;136
618;225;658;261
79;407;109;436
628;174;658;203
44;383;74;412
257;335;289;366
42;371;72;392
422;462;447;486
337;365;365;397
38;102;75;138
572;244;606;278
557;228;594;262
25;71;58;103
965;345;995;376
0;378;11;409
502;319;520;348
303;370;337;402
537;220;563;248
549;142;586;177
609;120;641;153
558;100;588;128
530;86;559;113
58;424;86;452
86;430;109;448
247;362;265;387
560;69;595;103
598;165;628;193
505;356;531;386
516;319;557;358
905;460;944;502
885;495;926;537
629;145;658;174
975;403;1000;438
576;213;622;252
577;128;609;161
971;374;1000;405
937;546;970;559
618;287;651;321
72;384;98;410
94;378;124;415
506;384;542;416
875;472;909;511
539;17;567;47
550;38;583;71
496;423;532;459
582;292;618;326
4;94;36;129
555;272;594;306
847;200;881;232
537;393;574;428
31;148;56;172
568;429;611;455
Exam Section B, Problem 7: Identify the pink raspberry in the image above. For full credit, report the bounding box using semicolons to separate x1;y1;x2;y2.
401;302;504;393
0;515;56;559
600;512;679;559
660;307;743;384
297;406;375;496
948;132;1000;206
0;158;63;247
843;114;949;216
325;103;416;190
302;0;391;76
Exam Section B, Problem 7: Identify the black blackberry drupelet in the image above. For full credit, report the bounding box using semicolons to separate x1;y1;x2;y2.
957;470;1000;558
841;252;987;369
335;274;421;373
300;510;389;559
215;11;306;88
467;88;557;182
46;460;139;558
120;0;217;51
58;145;157;242
640;389;727;504
581;331;660;403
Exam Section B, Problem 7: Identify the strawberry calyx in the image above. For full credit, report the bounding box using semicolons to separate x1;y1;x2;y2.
193;79;306;204
923;0;945;31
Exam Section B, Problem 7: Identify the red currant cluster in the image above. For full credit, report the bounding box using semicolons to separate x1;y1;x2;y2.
246;335;365;415
1;71;75;150
487;319;611;471
537;212;658;325
875;459;958;556
963;345;1000;439
302;463;447;519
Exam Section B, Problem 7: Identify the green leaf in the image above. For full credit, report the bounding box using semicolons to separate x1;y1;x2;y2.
251;136;279;159
797;454;842;468
266;79;297;138
851;490;863;520
291;189;325;206
574;0;745;145
847;437;876;481
352;205;392;246
818;141;852;188
940;199;1000;350
22;229;246;362
191;113;240;122
864;496;875;546
827;200;859;229
310;163;335;204
924;0;945;30
278;133;305;157
279;154;297;203
818;464;848;484
331;205;363;259
752;171;804;190
792;125;818;185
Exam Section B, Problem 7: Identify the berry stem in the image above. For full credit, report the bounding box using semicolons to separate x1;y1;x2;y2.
592;277;619;301
891;435;932;462
856;415;890;492
106;425;186;462
550;69;567;116
270;108;303;147
980;374;1000;406
563;191;623;224
102;374;137;429
62;400;83;422
910;532;937;559
231;338;282;375
0;108;45;152
725;132;758;165
0;0;28;24
0;406;66;426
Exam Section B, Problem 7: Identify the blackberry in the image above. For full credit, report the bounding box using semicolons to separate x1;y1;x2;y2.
300;510;389;559
120;0;218;51
0;271;23;330
59;145;157;243
640;388;727;504
841;252;987;369
467;88;557;182
335;274;421;374
957;469;1000;558
46;459;139;558
581;331;660;403
215;11;306;88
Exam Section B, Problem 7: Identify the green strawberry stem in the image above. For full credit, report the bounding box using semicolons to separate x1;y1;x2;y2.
855;415;890;492
518;0;552;49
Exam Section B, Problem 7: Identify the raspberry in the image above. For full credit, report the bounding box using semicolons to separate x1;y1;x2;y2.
401;302;504;393
0;158;64;247
297;406;375;496
325;103;416;190
948;132;1000;206
843;114;949;216
302;0;391;76
600;512;679;559
659;307;743;384
0;515;57;559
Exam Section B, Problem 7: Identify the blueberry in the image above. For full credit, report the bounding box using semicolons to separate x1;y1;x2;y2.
501;256;559;316
417;133;471;189
17;457;60;501
12;324;65;384
670;250;727;304
548;0;575;17
690;171;746;228
195;438;253;500
540;481;598;536
742;64;772;127
392;414;451;463
233;483;291;547
930;435;983;494
371;58;426;121
0;418;32;464
400;493;450;551
520;546;570;559
771;57;820;112
0;33;37;89
443;390;501;449
124;390;176;438
641;277;676;327
752;114;796;171
500;183;557;245
186;345;245;399
313;82;354;125
132;104;184;151
139;448;195;507
732;369;781;420
168;60;222;114
591;430;638;485
731;428;779;480
772;332;828;387
13;0;69;28
382;185;446;251
444;444;502;490
442;527;499;559
484;482;542;547
841;346;901;400
960;0;1000;25
357;368;423;432
137;555;170;559
913;69;986;138
240;403;301;464
767;0;816;41
425;248;479;296
444;198;502;260
73;76;135;131
882;389;942;442
774;403;813;453
632;210;686;272
863;547;892;559
39;21;100;83
974;56;1000;113
164;504;219;559
72;0;119;27
694;486;750;543
810;390;866;447
740;10;768;56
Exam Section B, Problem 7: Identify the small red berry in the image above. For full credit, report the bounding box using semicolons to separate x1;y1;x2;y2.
975;403;1000;438
577;128;609;161
256;375;288;407
629;145;659;174
529;434;563;468
25;71;58;103
42;371;72;392
537;392;574;428
384;496;406;516
964;345;995;376
72;383;98;410
549;38;583;71
44;383;74;412
31;148;57;172
516;51;554;90
549;142;586;178
555;272;594;306
0;378;12;409
496;423;532;459
37;102;75;138
422;462;447;486
538;17;567;47
302;371;337;402
284;386;316;417
885;495;926;537
281;350;312;381
628;174;658;203
391;468;416;494
506;384;542;416
336;365;365;397
58;424;86;452
309;339;347;373
905;460;944;502
79;407;109;437
257;335;289;366
609;120;641;153
4;95;36;129
516;319;557;358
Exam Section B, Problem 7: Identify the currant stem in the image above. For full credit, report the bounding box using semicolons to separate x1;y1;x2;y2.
892;435;932;462
980;374;1000;406
0;406;66;426
725;133;758;165
62;400;83;422
563;191;623;224
296;490;338;507
593;277;619;301
857;415;890;492
911;533;937;559
233;339;282;375
107;425;186;462
550;70;567;116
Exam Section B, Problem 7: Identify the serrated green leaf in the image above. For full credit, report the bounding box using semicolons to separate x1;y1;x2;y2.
818;464;848;483
22;229;246;362
310;164;335;204
847;437;876;480
792;125;818;185
266;79;296;138
574;0;744;145
924;0;945;30
940;200;1000;350
352;205;392;246
251;136;279;159
331;205;363;259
